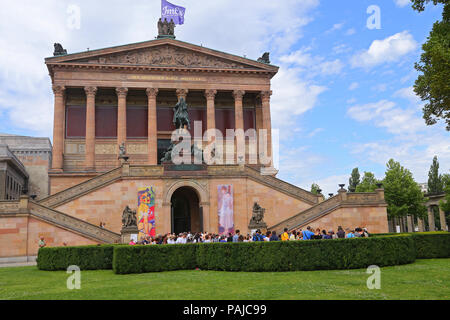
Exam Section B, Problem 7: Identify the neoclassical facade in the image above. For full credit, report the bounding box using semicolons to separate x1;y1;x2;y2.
47;38;278;192
0;35;390;261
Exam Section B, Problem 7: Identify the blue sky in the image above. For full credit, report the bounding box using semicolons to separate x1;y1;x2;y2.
0;0;448;194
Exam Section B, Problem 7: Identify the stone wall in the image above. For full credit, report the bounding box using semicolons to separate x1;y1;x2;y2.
299;205;389;234
0;215;98;258
54;177;313;235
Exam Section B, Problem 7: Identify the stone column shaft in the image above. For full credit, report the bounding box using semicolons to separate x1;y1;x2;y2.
418;218;425;232
205;90;217;140
51;85;65;171
116;87;128;146
146;88;159;165
439;207;448;231
260;91;273;166
233;90;245;164
427;206;435;232
84;86;97;170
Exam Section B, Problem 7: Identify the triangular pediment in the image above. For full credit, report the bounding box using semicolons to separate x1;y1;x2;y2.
46;39;278;72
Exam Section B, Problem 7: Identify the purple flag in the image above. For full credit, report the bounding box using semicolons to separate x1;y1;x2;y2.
161;0;186;25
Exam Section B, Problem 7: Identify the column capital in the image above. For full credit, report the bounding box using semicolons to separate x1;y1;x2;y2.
52;85;66;97
115;87;128;98
176;89;189;100
146;88;159;98
259;90;272;101
84;86;98;97
204;89;217;100
232;90;245;100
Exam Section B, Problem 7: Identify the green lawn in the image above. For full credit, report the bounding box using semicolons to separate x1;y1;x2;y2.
0;259;449;300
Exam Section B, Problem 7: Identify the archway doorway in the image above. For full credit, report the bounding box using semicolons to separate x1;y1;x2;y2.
170;186;203;234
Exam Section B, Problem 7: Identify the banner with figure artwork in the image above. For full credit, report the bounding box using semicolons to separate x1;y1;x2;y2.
137;187;156;240
218;185;234;235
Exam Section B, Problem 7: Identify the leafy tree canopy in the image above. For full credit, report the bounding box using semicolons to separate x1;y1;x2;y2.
412;0;450;130
348;168;360;192
355;172;380;193
311;183;321;195
383;159;428;218
427;156;444;194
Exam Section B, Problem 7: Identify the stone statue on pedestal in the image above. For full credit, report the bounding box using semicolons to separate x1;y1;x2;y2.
248;202;267;230
161;98;191;163
121;206;137;228
121;206;138;244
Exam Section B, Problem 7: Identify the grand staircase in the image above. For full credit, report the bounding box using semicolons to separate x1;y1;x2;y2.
268;191;386;234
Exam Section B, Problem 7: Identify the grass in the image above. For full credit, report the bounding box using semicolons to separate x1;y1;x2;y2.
0;259;449;300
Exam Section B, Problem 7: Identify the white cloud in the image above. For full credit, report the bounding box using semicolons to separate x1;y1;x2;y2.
351;31;418;69
394;0;411;8
347;100;425;134
279;48;344;76
345;28;356;36
349;82;359;90
326;22;345;33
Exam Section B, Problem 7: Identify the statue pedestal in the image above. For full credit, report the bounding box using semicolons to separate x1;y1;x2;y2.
121;226;139;244
248;223;267;235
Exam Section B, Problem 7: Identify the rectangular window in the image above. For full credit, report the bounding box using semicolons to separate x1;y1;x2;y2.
188;108;207;136
157;107;175;132
127;106;148;138
66;106;86;138
95;106;117;138
244;108;256;131
215;108;235;134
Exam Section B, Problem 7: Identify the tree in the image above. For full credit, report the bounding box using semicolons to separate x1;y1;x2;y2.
310;183;321;195
442;173;450;188
355;172;380;192
383;159;427;219
427;156;444;194
348;168;360;192
412;0;450;130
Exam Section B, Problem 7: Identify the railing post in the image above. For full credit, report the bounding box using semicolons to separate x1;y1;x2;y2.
19;195;29;213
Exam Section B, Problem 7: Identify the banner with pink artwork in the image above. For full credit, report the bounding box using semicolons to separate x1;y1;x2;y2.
137;187;156;240
217;185;234;235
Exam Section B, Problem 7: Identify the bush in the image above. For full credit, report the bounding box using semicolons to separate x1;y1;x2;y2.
196;236;416;272
37;245;115;271
113;236;416;274
410;232;450;258
372;232;450;259
113;244;198;274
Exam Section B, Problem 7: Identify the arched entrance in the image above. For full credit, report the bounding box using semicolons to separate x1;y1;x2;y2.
170;186;203;234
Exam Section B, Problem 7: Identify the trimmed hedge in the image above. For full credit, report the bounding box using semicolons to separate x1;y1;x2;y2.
113;244;198;274
113;236;416;274
37;245;115;271
372;232;450;259
36;233;449;274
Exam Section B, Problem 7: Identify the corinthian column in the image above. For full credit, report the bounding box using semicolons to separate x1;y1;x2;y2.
84;86;97;171
116;87;128;147
233;90;245;164
260;90;273;166
51;85;66;171
146;88;159;165
205;89;217;140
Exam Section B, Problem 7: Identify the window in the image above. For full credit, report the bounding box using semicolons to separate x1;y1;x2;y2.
127;106;148;138
243;108;256;131
66;106;86;138
215;108;235;134
95;106;118;138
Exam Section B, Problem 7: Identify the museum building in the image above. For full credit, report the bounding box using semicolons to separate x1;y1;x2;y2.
0;28;389;262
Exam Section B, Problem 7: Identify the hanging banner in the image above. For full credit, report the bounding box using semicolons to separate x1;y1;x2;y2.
218;185;234;235
137;187;156;240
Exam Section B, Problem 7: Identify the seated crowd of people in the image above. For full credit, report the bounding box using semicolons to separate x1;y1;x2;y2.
128;226;370;245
